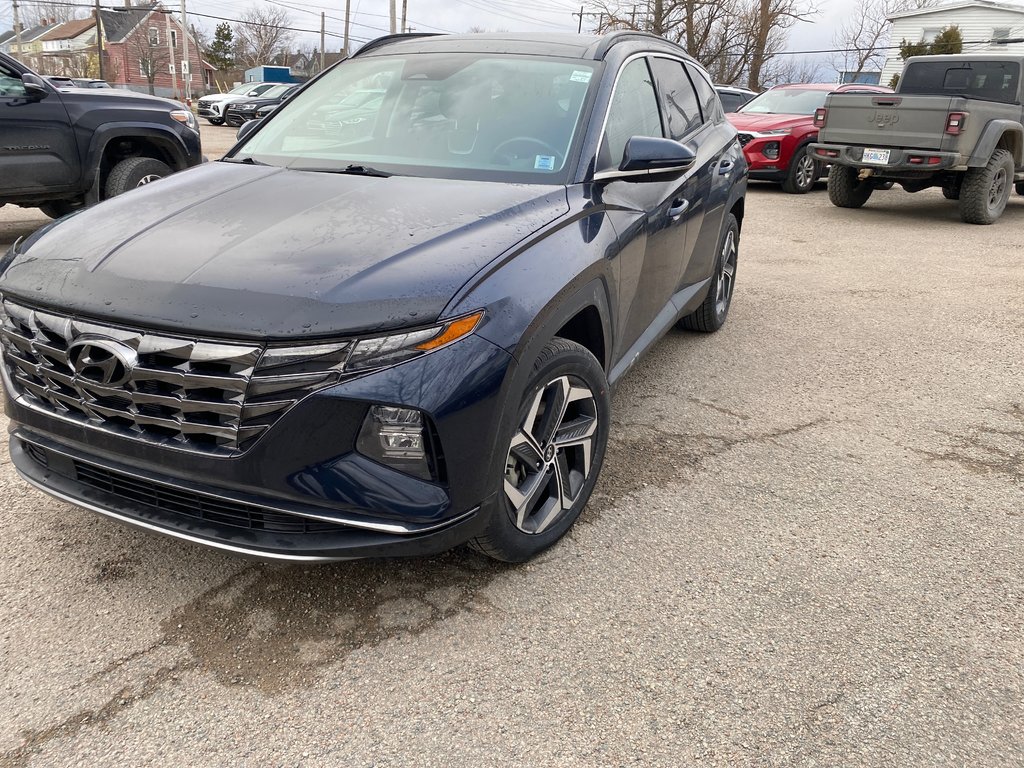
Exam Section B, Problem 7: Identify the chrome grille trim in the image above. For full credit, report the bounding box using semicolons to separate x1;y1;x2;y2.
0;298;346;456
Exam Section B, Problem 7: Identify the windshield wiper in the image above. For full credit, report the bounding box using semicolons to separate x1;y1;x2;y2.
296;164;394;178
221;156;269;165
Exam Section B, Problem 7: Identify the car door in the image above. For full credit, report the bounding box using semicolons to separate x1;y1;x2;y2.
597;56;699;357
0;56;80;196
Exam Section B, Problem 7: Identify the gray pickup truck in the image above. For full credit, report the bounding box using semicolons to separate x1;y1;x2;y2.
810;54;1024;224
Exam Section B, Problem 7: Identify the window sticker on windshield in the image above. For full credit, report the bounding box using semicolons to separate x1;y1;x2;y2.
534;155;556;171
569;70;592;84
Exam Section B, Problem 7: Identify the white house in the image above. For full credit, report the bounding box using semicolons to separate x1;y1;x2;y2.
881;1;1024;84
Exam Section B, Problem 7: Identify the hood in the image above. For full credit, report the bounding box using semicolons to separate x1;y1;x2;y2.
61;87;185;110
201;93;246;104
0;163;568;340
727;113;812;132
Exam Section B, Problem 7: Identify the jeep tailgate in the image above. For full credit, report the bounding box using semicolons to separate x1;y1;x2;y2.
819;93;957;151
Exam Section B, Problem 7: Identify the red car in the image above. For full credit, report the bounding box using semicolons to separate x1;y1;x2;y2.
728;82;892;193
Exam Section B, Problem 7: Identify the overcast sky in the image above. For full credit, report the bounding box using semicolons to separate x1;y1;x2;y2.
0;0;995;77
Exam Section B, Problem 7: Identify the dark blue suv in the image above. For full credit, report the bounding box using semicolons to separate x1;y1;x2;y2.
0;32;747;562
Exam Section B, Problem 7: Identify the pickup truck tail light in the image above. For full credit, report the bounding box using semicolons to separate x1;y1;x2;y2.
945;112;967;135
813;108;828;128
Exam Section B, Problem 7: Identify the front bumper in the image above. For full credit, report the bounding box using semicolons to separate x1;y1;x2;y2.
810;143;963;173
197;103;222;118
4;333;514;560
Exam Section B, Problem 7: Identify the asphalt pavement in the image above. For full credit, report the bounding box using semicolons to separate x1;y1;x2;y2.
0;124;1021;766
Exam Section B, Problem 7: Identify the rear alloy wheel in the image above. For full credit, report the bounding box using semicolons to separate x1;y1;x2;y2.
782;146;817;194
104;157;172;198
678;212;739;333
470;338;609;562
959;149;1013;225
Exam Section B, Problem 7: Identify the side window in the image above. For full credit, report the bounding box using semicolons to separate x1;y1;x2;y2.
686;64;723;124
0;61;28;98
649;58;702;140
600;58;663;171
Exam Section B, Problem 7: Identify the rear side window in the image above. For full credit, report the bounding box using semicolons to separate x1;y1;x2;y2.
649;57;702;140
686;64;724;123
899;60;1020;103
600;58;664;170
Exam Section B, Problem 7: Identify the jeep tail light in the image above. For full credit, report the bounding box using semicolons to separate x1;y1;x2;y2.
813;108;828;128
945;112;967;135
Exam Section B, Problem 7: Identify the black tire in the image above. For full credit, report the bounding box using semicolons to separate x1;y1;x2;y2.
781;145;818;194
104;157;172;198
469;338;610;562
942;179;961;200
678;212;739;333
827;164;873;208
38;200;81;219
875;180;895;190
207;117;224;126
959;149;1013;225
1015;181;1024;196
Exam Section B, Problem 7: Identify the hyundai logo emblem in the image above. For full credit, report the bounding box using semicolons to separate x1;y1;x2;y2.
67;337;138;387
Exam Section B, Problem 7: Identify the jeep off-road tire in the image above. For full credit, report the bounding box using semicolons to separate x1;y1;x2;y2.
827;164;874;209
104;157;172;198
959;149;1013;224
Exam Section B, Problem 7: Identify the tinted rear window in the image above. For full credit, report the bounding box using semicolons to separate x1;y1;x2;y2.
899;60;1020;103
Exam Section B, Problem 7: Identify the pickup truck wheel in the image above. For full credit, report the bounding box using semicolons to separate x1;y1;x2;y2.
960;149;1013;224
782;147;817;194
827;165;873;208
105;157;172;198
678;213;739;333
469;338;609;562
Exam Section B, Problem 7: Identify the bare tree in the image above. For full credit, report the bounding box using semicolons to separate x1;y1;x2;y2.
233;5;295;68
832;0;940;79
131;28;169;95
18;1;81;27
743;0;818;92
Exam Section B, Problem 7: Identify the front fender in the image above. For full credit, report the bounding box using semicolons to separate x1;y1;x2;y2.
83;123;199;190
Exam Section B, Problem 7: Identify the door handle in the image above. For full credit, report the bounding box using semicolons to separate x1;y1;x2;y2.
668;198;689;220
718;160;734;175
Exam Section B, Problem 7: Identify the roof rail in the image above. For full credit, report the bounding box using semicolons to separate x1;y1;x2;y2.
592;30;681;60
352;32;442;57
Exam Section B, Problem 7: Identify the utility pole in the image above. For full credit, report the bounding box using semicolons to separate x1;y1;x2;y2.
93;0;104;79
343;0;351;55
573;5;583;34
12;0;22;57
166;9;179;100
180;0;191;104
389;0;396;34
319;12;325;71
401;0;407;34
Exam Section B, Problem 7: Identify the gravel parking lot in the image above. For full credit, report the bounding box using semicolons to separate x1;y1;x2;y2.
0;123;1022;766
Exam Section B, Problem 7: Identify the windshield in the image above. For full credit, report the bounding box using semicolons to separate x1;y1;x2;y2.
229;82;258;94
233;53;597;182
260;84;292;99
739;88;828;115
899;60;1020;103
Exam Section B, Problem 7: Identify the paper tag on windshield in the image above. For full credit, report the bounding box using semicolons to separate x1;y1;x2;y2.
534;155;555;171
570;70;592;84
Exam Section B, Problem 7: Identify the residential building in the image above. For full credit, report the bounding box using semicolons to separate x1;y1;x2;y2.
881;0;1024;83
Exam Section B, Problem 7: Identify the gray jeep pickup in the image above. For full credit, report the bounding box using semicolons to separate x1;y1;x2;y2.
810;54;1024;224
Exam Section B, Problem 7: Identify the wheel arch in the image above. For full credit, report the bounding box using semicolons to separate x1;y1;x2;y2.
967;120;1024;167
84;125;192;199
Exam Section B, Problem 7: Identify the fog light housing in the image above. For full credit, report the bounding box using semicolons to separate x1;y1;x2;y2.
762;142;780;160
357;405;436;481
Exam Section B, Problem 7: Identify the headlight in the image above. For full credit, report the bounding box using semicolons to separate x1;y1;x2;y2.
254;310;484;378
240;103;256;110
170;109;198;131
757;128;792;136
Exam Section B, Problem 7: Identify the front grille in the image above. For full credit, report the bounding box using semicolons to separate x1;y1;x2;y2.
738;133;753;147
72;459;346;534
0;299;342;455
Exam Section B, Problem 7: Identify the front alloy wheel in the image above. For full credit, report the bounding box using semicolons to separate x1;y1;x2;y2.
783;148;817;194
504;375;598;535
470;338;609;562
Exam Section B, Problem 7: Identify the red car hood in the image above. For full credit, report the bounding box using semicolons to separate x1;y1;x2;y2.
727;113;811;132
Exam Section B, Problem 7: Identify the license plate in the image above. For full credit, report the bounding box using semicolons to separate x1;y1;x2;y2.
862;148;890;164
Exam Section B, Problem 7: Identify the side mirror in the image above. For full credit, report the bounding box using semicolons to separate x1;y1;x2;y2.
236;118;262;142
21;73;49;100
621;136;695;174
